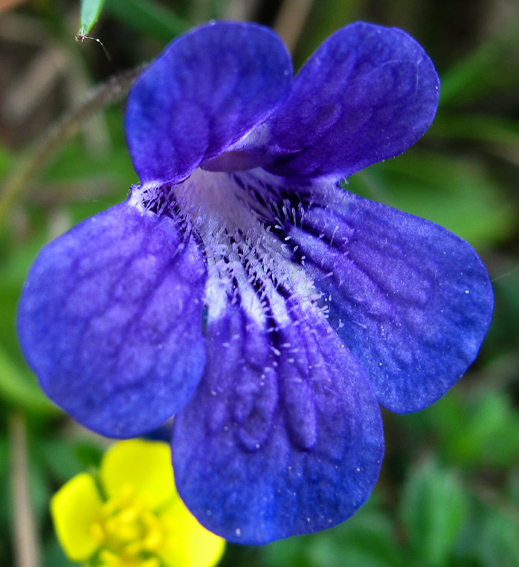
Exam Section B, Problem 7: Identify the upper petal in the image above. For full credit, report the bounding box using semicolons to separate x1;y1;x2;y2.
172;298;383;544
125;21;292;186
285;185;494;412
17;202;207;437
264;22;439;180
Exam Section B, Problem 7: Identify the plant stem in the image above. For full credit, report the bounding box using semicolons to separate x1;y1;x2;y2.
0;64;146;233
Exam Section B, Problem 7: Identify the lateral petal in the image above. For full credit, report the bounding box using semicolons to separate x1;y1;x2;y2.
17;202;207;437
264;22;439;180
172;299;383;544
287;187;493;412
126;21;292;186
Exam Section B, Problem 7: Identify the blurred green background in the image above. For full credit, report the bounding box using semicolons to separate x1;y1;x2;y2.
1;0;518;566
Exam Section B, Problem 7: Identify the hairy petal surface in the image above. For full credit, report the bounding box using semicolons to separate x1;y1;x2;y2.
126;21;292;186
287;187;493;412
17;202;207;437
173;299;383;544
264;22;439;180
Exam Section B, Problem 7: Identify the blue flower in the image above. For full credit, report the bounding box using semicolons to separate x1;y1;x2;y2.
18;21;493;545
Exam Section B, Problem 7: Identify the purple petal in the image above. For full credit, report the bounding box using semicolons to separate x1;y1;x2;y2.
17;202;207;437
264;22;439;180
125;21;292;186
287;187;493;412
172;299;383;544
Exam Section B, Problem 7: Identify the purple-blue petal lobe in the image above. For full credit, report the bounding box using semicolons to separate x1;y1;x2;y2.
172;299;383;544
264;22;439;180
15;16;491;545
287;187;494;413
125;21;292;186
17;202;207;437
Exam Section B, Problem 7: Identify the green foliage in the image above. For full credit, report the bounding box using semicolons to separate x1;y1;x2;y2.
439;22;519;105
0;346;58;415
350;149;516;248
263;502;405;567
78;0;106;38
104;0;188;43
400;459;468;566
476;507;519;567
1;1;518;566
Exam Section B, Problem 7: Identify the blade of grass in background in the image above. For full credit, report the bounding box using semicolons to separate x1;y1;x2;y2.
105;0;189;43
0;346;59;416
400;459;468;567
350;149;517;249
429;114;519;152
77;0;106;39
439;22;519;106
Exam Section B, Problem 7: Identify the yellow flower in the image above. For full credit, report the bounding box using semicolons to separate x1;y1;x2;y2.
51;439;225;567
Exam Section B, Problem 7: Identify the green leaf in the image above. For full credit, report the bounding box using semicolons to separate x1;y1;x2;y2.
309;511;405;567
0;144;12;177
78;0;106;39
264;503;404;567
435;390;519;468
350;149;517;249
36;439;103;483
292;0;364;69
0;437;8;480
105;0;188;43
0;344;59;415
43;539;80;567
400;459;468;566
430;113;519;146
439;22;519;105
452;393;519;464
27;444;53;523
475;507;519;567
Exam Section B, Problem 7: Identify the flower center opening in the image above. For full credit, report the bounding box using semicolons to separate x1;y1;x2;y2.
131;168;325;328
90;483;165;567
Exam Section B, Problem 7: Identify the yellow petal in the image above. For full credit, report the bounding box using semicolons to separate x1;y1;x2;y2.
50;473;103;561
100;439;175;509
157;496;225;567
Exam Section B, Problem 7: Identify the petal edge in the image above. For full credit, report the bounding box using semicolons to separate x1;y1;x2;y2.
265;22;440;180
18;202;207;436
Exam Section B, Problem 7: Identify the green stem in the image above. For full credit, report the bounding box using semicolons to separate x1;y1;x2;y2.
0;64;146;233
